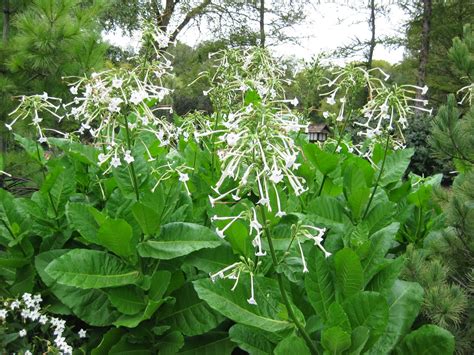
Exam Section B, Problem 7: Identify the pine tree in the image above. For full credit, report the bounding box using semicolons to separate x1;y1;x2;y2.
0;0;107;148
404;23;474;354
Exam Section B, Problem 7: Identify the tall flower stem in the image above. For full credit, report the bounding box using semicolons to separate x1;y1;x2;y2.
123;115;140;201
362;132;390;219
260;208;318;354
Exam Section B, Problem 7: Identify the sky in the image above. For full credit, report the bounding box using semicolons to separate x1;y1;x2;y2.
103;1;410;65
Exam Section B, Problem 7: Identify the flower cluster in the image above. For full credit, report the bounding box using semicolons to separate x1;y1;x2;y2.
1;293;86;354
204;48;307;214
209;259;260;305
6;93;64;143
320;65;431;142
6;26;177;174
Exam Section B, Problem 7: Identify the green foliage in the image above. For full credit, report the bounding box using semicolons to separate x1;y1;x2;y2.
0;47;455;354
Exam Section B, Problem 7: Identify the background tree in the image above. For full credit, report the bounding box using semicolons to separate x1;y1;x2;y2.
403;25;474;353
0;0;108;149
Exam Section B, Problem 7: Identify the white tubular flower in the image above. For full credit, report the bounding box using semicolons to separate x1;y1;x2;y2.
212;212;244;239
300;225;330;258
252;232;267;257
110;156;121;168
112;77;123;89
247;273;257;305
78;329;87;338
0;309;7;319
123;150;135;164
19;329;27;337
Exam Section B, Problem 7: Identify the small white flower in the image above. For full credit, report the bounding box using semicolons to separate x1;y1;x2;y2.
108;97;123;113
110;156;121;168
179;172;189;182
19;329;27;337
269;169;283;184
326;96;336;105
25;351;32;355
323;111;330;119
10;301;20;310
78;329;87;338
69;86;78;95
39;315;48;324
422;85;429;95
130;90;149;105
226;133;240;146
285;154;297;169
38;137;48;143
112;77;123;88
276;210;286;218
98;153;108;165
215;228;225;239
124;151;134;164
290;97;299;106
0;309;7;319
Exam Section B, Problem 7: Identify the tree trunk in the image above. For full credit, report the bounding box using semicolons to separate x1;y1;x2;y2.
2;0;10;43
416;0;432;108
259;0;265;47
367;0;376;69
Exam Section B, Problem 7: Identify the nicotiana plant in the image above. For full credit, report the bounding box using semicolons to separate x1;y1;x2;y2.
0;32;455;354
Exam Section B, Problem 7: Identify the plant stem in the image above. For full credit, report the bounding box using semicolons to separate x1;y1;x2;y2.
362;133;390;219
123;115;140;201
36;143;60;228
260;208;318;354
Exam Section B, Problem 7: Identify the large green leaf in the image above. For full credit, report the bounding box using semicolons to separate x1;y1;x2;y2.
394;325;454;355
48;137;98;165
327;302;351;334
343;162;370;221
303;144;340;175
361;223;398;285
43;163;76;213
274;334;310;355
342;292;389;350
66;202;102;244
97;218;135;258
334;248;364;299
177;332;236;355
305;248;335;322
380;149;414;186
106;286;146;315
132;202;161;236
36;250;120;326
229;324;276;355
91;328;126;355
113;298;169;328
45;249;141;289
109;337;153;354
184;245;239;274
365;257;405;295
137;222;222;260
307;196;352;225
348;326;370;355
14;134;45;163
193;276;294;333
370;281;424;354
156;331;184;354
157;283;224;336
321;326;351;355
0;189;31;247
